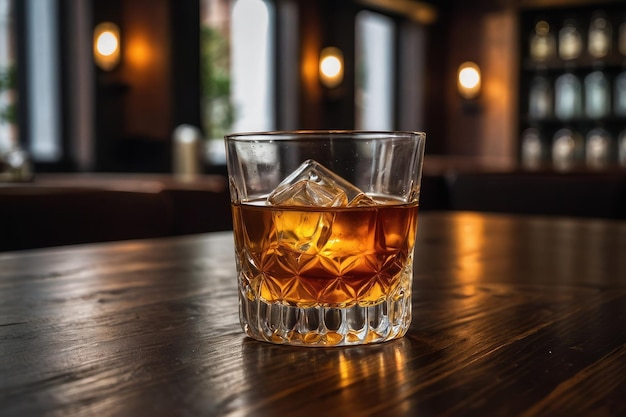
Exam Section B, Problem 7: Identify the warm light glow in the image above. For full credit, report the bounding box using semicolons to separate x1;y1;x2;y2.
452;212;486;283
457;61;481;99
96;32;118;56
319;47;344;88
126;35;151;69
460;67;479;88
93;22;120;71
321;56;341;78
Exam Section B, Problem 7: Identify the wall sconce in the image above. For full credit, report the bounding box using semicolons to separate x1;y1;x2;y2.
93;22;121;71
457;61;481;99
319;47;344;89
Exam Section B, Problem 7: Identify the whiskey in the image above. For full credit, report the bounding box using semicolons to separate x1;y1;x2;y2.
232;197;418;308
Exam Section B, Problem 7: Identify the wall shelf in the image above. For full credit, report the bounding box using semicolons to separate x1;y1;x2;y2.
518;2;626;169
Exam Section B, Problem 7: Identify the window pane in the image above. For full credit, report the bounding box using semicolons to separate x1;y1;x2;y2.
26;0;61;161
200;0;275;164
231;0;274;132
355;10;395;131
0;0;17;152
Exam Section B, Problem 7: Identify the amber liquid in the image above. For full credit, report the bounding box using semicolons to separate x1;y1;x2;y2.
232;197;418;308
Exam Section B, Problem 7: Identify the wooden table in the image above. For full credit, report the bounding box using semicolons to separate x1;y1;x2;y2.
1;212;625;416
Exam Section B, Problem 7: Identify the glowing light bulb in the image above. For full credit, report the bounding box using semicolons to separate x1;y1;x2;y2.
321;56;341;78
97;31;118;56
459;67;479;89
319;47;344;88
457;61;481;99
93;22;121;71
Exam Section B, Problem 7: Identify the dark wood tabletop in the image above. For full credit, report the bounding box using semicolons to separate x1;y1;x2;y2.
2;211;625;417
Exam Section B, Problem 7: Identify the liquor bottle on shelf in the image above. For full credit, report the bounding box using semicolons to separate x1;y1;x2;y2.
588;13;611;59
584;71;611;119
615;71;626;117
618;130;626;167
585;128;612;169
552;128;583;171
619;21;626;57
530;20;556;63
528;75;552;120
521;128;545;170
555;73;582;120
558;20;583;61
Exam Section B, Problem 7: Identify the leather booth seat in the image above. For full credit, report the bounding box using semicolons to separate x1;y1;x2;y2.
0;174;232;251
446;171;626;220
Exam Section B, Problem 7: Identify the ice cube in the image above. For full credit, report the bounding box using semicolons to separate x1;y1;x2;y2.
267;159;376;207
347;192;377;207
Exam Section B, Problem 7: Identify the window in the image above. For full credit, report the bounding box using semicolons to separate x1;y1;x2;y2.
25;0;61;161
355;10;395;131
2;0;65;164
200;0;275;164
0;0;17;153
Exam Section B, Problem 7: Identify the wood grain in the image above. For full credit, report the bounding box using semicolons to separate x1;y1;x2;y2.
1;212;625;417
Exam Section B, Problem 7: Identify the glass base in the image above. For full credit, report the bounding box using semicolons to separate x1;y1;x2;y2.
239;291;412;347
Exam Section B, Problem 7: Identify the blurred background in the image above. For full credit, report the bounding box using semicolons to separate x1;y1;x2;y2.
1;0;626;251
3;0;626;171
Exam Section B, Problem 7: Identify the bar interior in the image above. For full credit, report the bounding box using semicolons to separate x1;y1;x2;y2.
1;1;626;416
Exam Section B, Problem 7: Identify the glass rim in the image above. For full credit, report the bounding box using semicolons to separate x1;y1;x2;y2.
225;130;426;142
